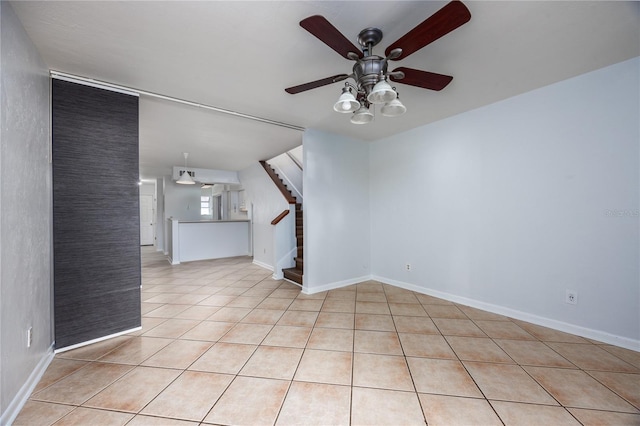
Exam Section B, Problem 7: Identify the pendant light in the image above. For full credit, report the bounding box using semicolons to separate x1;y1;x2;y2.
177;152;195;185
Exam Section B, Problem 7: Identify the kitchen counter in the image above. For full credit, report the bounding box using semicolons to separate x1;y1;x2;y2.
167;218;250;265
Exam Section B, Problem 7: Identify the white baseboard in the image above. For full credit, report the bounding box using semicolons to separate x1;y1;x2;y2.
302;275;372;295
252;259;274;273
371;275;640;352
1;344;55;426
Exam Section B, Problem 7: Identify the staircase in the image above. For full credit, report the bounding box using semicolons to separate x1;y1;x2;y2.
259;161;303;285
283;203;303;285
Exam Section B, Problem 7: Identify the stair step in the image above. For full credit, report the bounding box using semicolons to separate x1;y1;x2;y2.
294;257;304;270
260;161;297;204
283;267;303;285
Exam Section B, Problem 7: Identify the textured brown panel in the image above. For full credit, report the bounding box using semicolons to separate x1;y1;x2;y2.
52;79;141;349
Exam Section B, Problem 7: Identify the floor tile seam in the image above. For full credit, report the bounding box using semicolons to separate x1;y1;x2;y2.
598;344;640;366
451;358;510;423
143;320;202;340
582;369;640;410
381;284;429;425
26;397;80;409
535;340;593;370
131;368;232;423
348;309;357;426
99;336;177;366
554;398;640;415
32;361;135;407
190;341;259;375
471;317;540;341
462;361;566;405
443;331;526;366
58;336;138;364
56;404;137;424
239;347;306;383
485;399;583;425
29;362;92;397
551;343;640;372
517;362;590;410
263;377;293;426
430;316;487;339
543;341;640;374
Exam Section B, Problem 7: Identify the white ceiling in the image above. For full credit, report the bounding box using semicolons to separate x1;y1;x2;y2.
11;1;639;179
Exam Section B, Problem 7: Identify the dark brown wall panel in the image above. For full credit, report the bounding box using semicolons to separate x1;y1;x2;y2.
52;79;141;349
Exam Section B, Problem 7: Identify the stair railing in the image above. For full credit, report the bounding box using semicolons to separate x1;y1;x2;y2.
271;204;296;280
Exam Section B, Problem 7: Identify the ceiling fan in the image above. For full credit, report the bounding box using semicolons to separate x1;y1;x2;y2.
285;0;471;124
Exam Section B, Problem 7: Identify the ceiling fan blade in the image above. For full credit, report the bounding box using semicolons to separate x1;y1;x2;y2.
285;74;350;94
300;15;364;60
385;0;471;60
390;67;453;91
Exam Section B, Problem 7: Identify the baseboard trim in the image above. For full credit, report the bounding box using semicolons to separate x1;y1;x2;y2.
1;344;55;426
371;275;640;352
302;275;372;295
252;259;274;272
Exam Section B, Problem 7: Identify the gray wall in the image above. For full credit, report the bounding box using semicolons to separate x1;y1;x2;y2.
0;1;53;421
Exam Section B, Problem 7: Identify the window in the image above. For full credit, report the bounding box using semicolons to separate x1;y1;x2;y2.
201;196;211;216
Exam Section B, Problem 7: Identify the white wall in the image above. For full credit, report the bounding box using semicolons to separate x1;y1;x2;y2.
239;162;290;270
163;178;203;221
303;129;371;292
0;2;53;422
370;58;639;347
269;149;303;205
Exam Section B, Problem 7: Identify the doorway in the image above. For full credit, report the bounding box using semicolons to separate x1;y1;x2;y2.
140;194;154;245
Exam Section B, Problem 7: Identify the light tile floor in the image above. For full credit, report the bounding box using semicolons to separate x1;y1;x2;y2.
15;247;640;425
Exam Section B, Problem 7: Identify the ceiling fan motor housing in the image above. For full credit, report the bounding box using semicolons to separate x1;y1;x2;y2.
352;27;387;97
353;55;388;96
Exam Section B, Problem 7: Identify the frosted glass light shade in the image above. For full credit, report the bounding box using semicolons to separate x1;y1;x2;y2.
333;88;359;113
367;79;396;104
350;105;374;124
381;98;406;117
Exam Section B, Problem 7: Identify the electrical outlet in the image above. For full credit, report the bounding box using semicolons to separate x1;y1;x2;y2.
565;290;578;305
405;263;411;271
27;327;33;348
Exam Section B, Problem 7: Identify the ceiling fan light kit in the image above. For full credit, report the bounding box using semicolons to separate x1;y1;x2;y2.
285;0;471;125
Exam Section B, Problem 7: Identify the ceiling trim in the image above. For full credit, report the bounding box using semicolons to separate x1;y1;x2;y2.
50;70;306;132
